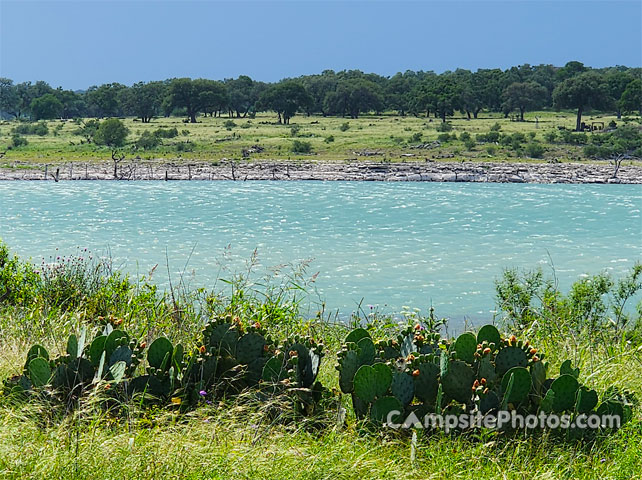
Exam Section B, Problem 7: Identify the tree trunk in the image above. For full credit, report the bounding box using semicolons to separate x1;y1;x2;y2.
519;107;525;122
189;111;197;123
575;105;583;132
441;112;446;122
616;109;622;120
466;110;471;120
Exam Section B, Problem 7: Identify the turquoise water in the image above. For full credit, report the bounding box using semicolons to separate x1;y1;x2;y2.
0;181;640;321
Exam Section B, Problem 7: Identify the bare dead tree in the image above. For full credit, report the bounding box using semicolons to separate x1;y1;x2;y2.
111;150;125;179
611;154;626;179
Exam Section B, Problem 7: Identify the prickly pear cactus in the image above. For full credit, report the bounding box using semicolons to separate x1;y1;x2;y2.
390;371;414;406
337;348;360;394
236;332;266;365
412;361;440;404
454;332;477;364
476;325;501;347
441;360;475;404
353;363;392;404
500;367;531;405
495;346;528;375
549;374;579;412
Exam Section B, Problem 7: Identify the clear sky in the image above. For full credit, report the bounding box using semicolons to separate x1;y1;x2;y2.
1;0;640;90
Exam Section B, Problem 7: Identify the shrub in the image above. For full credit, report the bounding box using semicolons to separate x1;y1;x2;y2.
291;140;312;153
490;122;502;132
339;122;350;132
464;138;476;151
436;122;453;132
459;132;471;142
525;142;545;158
136;131;161;149
476;131;500;143
486;145;496;156
12;122;49;136
544;130;557;143
437;133;451;142
153;127;178;138
94;118;129;147
224;120;237;129
290;124;301;137
324;135;335;143
409;132;422;143
9;134;28;148
175;141;194;152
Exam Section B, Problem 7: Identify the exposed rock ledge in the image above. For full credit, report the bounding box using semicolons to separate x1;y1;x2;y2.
0;160;640;183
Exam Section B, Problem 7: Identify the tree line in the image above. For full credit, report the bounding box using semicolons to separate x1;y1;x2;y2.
1;61;640;131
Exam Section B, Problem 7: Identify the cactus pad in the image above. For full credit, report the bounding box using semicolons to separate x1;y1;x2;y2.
501;367;532;404
147;337;173;370
353;363;392;404
477;325;501;347
345;328;370;344
236;333;266;364
414;362;440;404
575;386;598;414
338;349;359;394
28;357;51;387
550;374;579;412
441;360;475;404
356;337;375;366
391;371;414;406
495;346;528;375
370;396;403;425
454;332;477;363
208;323;238;355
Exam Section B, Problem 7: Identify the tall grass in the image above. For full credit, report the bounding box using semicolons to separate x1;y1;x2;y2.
0;241;641;479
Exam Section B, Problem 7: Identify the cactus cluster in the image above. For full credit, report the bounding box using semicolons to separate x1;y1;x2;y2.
3;319;636;437
336;323;635;433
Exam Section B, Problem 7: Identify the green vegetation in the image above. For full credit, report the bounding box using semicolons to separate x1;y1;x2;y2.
0;62;639;167
0;240;641;478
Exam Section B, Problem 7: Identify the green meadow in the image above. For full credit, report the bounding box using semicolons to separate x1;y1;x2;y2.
1;110;640;168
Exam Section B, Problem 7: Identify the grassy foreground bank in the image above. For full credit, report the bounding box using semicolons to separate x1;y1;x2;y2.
0;242;641;479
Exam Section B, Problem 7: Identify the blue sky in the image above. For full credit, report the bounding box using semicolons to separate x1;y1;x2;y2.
1;0;640;89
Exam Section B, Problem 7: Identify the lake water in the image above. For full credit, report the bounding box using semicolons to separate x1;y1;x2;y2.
0;181;640;323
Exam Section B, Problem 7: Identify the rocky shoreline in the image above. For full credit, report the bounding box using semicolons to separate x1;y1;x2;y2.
0;160;640;183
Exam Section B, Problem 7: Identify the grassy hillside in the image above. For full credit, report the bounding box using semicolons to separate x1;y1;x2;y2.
1;110;640;168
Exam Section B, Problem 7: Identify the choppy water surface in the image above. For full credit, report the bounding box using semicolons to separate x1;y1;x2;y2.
0;181;640;322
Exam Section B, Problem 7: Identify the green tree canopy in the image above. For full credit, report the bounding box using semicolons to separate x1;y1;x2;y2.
619;78;641;115
553;71;611;131
94;118;129;147
121;81;165;123
169;78;227;123
30;93;63;120
501;81;548;121
259;81;312;124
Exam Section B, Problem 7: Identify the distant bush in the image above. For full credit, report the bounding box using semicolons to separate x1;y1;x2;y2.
525;142;545;158
153;127;178;138
10;134;28;148
291;139;312;153
464;138;476;151
436;122;453;132
290;124;301;137
240;122;252;129
324;135;335;143
181;129;190;136
94;118;129;147
490;122;502;132
486;145;496;155
528;131;536;140
544;130;557;143
409;132;422;143
459;131;471;142
559;129;587;145
339;122;350;132
136;131;160;149
437;133;451;142
175;141;194;152
224;120;237;129
12;122;48;136
476;130;500;143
